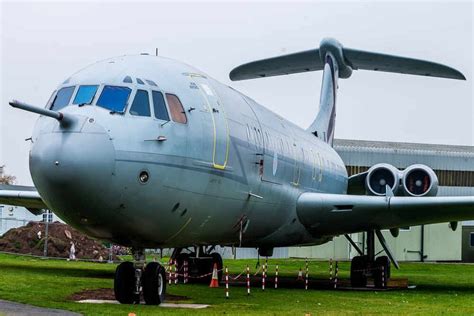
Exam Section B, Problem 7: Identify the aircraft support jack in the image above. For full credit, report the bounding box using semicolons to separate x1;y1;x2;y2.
114;247;166;305
350;230;395;289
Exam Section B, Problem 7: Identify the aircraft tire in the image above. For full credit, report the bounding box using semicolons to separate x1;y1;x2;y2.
114;261;139;304
350;255;368;288
142;262;166;305
373;256;390;289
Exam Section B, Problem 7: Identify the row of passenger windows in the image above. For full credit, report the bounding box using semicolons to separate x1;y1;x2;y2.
245;123;343;180
49;85;187;124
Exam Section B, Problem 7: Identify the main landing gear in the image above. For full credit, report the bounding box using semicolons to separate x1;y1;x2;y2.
114;248;166;305
113;246;223;304
347;230;399;289
174;246;223;283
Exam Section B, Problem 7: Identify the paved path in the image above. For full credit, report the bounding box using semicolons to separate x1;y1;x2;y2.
0;300;81;316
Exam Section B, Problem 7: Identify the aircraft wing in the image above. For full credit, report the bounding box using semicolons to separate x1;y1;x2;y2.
296;193;474;236
0;184;47;215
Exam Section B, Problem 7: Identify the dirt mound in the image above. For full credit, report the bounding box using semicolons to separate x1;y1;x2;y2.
0;221;116;260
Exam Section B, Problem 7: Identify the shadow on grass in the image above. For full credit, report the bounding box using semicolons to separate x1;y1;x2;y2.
0;262;114;279
412;283;474;294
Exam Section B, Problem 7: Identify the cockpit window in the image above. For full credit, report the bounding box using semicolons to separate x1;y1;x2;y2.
136;78;145;85
97;86;131;113
166;94;187;124
145;79;157;86
73;85;99;105
45;90;56;108
129;90;151;117
152;91;170;121
51;86;75;111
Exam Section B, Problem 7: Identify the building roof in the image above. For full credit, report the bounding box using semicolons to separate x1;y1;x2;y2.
334;139;474;155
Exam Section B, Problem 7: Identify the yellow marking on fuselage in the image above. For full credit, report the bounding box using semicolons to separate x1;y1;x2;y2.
192;79;230;170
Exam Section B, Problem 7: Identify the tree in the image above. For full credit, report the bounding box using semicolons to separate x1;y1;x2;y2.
0;166;16;185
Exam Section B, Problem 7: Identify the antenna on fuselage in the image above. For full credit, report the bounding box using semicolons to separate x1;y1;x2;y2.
155;48;158;56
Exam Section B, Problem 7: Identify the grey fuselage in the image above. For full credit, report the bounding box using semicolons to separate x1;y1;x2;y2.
29;55;348;249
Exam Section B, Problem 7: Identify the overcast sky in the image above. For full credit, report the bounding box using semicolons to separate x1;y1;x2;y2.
1;1;473;185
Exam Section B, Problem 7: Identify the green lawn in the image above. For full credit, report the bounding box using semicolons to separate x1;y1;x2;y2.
0;253;474;315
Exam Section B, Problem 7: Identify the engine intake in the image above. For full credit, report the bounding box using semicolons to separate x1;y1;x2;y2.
365;163;400;196
402;164;438;197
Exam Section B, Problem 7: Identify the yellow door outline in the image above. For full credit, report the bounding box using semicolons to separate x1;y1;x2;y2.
189;74;230;170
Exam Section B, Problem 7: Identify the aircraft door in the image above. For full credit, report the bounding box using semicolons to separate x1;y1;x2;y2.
190;76;230;169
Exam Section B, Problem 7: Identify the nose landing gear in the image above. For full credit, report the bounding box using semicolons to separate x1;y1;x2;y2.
114;248;166;305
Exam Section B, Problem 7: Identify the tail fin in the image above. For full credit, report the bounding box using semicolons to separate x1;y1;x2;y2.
229;38;465;146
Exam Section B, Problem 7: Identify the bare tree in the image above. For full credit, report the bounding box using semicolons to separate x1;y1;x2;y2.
0;166;16;185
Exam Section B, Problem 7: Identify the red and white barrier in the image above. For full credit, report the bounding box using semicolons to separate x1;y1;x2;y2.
305;259;309;290
334;261;339;289
262;261;266;291
168;259;173;285
174;259;178;285
246;265;251;295
381;265;385;288
329;258;333;281
274;265;279;289
184;260;188;284
225;266;229;298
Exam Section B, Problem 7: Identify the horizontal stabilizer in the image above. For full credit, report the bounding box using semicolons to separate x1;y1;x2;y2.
230;38;465;81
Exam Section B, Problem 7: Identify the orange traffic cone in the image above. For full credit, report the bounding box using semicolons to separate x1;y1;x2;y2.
209;263;219;288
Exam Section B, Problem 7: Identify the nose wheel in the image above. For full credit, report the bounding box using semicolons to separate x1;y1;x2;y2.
114;248;166;305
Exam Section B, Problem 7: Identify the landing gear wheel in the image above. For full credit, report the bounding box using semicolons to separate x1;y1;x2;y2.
142;262;166;305
114;262;139;304
211;252;223;282
373;256;390;289
350;255;368;288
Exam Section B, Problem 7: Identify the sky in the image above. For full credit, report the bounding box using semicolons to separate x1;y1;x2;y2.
0;0;473;185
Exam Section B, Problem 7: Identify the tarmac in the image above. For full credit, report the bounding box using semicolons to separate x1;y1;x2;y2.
0;299;80;316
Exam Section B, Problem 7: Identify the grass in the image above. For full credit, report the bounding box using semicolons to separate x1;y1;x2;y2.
0;254;474;315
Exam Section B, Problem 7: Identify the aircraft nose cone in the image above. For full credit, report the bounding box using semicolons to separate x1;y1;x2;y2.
29;124;115;217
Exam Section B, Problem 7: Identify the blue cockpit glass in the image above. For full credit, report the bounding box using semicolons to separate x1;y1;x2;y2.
51;86;75;111
96;86;131;112
73;85;99;105
152;91;170;121
129;90;151;117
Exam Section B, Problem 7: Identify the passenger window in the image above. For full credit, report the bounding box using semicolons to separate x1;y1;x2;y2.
73;85;99;105
152;91;170;121
129;90;151;117
97;86;131;113
51;86;75;111
166;94;187;124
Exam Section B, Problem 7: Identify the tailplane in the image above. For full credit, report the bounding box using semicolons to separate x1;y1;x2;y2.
229;38;465;146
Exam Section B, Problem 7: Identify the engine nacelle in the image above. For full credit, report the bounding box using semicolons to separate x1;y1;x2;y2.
401;164;438;197
365;163;400;196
